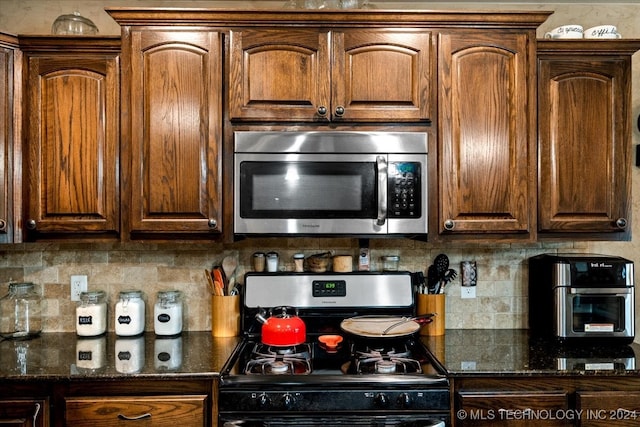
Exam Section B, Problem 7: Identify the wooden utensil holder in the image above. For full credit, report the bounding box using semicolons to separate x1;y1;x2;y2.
211;295;240;337
417;293;445;336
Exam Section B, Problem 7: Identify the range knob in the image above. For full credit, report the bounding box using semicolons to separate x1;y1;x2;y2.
257;393;271;408
374;393;389;408
397;393;412;408
281;393;296;410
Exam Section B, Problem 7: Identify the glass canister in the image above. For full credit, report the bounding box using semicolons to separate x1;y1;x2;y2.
115;290;145;336
381;255;400;271
0;282;43;339
154;290;183;336
76;290;107;337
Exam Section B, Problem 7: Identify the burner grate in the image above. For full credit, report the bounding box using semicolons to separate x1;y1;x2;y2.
245;343;312;375
354;345;422;375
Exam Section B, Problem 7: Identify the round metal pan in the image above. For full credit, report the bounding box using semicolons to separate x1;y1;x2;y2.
340;314;433;338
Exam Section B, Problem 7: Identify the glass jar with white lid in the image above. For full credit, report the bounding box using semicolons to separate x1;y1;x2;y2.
76;290;107;337
154;290;183;336
115;290;145;336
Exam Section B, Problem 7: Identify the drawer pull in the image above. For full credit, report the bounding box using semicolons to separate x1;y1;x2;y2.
117;413;152;421
32;403;41;424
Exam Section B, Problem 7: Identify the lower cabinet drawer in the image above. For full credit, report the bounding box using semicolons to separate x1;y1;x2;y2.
65;395;207;427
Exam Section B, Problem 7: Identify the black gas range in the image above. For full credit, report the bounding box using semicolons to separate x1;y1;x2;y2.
218;272;449;427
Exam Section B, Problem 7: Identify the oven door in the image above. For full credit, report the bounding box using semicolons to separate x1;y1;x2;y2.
556;287;635;339
220;415;447;426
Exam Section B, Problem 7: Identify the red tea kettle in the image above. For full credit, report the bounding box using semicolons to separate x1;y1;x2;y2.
256;306;306;346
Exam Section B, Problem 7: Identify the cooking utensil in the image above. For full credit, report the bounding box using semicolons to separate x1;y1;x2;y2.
222;256;238;295
433;254;449;276
426;265;439;294
318;334;343;352
212;266;226;296
381;314;434;335
204;269;217;295
255;306;307;346
340;314;434;338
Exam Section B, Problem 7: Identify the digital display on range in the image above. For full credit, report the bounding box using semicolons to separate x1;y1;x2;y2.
312;280;347;297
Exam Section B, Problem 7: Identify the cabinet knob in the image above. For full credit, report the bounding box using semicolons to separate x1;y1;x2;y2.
208;218;218;229
26;219;37;230
0;219;6;232
443;219;455;231
334;106;345;117
615;218;628;229
317;106;328;116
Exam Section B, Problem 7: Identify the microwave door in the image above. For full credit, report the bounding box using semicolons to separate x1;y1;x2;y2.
234;153;386;235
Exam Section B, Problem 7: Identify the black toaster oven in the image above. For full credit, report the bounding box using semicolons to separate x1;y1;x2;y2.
528;254;634;343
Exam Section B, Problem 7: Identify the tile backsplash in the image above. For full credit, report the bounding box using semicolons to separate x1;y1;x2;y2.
0;239;593;333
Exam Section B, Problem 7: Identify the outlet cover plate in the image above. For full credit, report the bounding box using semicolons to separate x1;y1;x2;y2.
70;275;88;301
461;286;476;299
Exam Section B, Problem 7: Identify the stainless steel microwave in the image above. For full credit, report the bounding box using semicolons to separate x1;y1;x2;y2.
233;131;428;237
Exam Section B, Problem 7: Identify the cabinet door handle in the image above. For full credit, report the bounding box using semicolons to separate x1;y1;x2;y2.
32;402;41;425
117;413;152;421
0;219;6;232
26;219;37;230
208;218;217;229
334;106;345;117
317;106;327;116
443;219;455;231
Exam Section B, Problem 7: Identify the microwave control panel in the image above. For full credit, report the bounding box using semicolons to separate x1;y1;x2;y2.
389;162;421;218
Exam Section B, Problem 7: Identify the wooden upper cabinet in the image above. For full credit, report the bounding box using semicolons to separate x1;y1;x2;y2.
228;28;431;122
125;30;222;236
22;37;120;239
537;41;640;238
0;34;18;243
438;31;534;238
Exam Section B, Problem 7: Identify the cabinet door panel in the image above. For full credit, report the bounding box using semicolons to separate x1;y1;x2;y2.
65;395;206;427
457;391;570;427
0;399;48;427
0;42;15;243
333;30;431;121
25;54;119;236
438;31;533;236
128;31;221;234
228;29;330;121
538;57;630;234
577;391;640;427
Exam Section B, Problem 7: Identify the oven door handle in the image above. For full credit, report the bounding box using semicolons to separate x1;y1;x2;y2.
570;287;633;295
376;155;388;226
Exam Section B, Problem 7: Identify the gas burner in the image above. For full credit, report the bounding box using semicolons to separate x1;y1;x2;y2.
353;345;422;375
245;343;312;375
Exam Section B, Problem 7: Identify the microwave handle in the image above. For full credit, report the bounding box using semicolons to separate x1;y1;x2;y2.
376;156;388;226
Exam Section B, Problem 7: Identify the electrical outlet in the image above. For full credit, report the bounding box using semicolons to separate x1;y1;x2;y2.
70;275;88;301
461;286;476;299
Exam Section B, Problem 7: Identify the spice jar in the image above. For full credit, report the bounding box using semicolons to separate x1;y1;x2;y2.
293;253;305;272
154;290;183;336
0;282;43;339
381;255;400;271
76;290;107;337
115;290;145;336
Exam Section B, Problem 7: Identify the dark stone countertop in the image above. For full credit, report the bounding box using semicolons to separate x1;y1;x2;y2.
0;331;240;380
421;329;640;377
2;329;639;381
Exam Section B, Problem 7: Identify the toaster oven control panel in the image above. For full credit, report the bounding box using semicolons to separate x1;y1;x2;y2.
389;162;421;219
